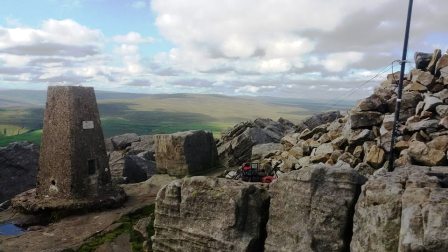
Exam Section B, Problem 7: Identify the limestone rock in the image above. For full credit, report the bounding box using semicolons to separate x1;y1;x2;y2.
436;105;448;117
251;143;282;160
297;111;341;131
365;145;386;169
265;164;365;252
408;141;447;166
109;152;153;183
354;162;376;177
426;49;442;73
406;118;439;132
314;143;334;157
440;117;448;129
357;94;384;112
411;69;435;87
123;155;153;183
338;152;359;168
414;52;432;70
218;118;294;167
350;111;384;129
111;133;140;150
349;129;374;146
127;135;155;156
423;94;443;112
152;177;270;252
404;82;427;92
435;54;448;74
351;166;448;252
0;142;39;202
155;130;218;177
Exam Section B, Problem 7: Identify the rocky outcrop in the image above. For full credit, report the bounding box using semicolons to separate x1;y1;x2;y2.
152;177;270;252
107;134;156;183
154;130;218;177
253;49;448;174
296;111;342;132
217;115;339;168
351;166;448;252
0;142;39;203
217;118;295;168
265;164;366;252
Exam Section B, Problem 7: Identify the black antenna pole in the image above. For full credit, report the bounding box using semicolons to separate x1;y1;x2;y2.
388;0;414;172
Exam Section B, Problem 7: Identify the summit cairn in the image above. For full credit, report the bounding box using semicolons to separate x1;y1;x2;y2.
12;86;125;213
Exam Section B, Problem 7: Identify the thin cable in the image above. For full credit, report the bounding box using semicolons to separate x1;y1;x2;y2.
327;62;394;109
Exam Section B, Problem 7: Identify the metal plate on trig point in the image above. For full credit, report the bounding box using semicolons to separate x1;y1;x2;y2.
82;121;94;129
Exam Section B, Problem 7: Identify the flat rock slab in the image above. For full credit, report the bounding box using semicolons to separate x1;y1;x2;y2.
152;176;270;252
0;175;176;252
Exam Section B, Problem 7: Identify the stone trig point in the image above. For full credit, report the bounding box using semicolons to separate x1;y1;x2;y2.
12;86;125;213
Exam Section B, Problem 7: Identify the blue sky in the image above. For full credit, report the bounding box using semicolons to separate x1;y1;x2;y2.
0;0;447;99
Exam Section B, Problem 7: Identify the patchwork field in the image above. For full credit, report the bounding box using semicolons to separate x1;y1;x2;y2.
0;90;354;146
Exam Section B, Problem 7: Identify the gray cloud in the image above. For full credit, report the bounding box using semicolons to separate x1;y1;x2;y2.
1;43;99;57
126;78;152;87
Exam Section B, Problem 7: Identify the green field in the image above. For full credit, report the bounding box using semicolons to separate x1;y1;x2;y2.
0;91;354;147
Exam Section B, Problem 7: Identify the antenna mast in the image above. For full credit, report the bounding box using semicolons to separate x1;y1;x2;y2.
388;0;414;171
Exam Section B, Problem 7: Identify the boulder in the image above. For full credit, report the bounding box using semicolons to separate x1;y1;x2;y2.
251;143;282;160
265;164;366;252
152;177;270;252
406;118;439;132
155;130;218;177
123;155;155;183
423;95;443;112
403;82;427;92
109;151;153;183
354;162;376;177
365;145;386;169
314;143;334;157
331;136;348;149
426;49;442;73
414;52;432;70
351;166;448;252
127;135;155;156
434;89;448;102
280;134;299;149
408;141;447;166
349;129;374;146
440;117;448;129
436;105;448;117
411;69;435;87
218;118;295;167
0;142;39;203
435;54;448;74
110;133;140;150
350;111;384;129
357;94;384;112
338;152;359;168
297;111;341;131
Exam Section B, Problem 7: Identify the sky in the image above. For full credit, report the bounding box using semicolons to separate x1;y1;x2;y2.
0;0;447;100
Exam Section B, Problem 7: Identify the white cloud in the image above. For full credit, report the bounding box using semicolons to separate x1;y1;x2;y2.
258;58;291;73
113;32;154;44
235;85;275;94
321;52;364;72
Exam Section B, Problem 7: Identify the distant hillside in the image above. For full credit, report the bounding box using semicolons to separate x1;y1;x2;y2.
0;89;354;146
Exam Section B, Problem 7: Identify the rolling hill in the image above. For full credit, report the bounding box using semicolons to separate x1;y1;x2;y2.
0;89;355;146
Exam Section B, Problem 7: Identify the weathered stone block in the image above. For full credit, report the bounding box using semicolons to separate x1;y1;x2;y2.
265;164;365;252
350;111;384;129
351;166;448;252
152;177;270;252
154;130;218;177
